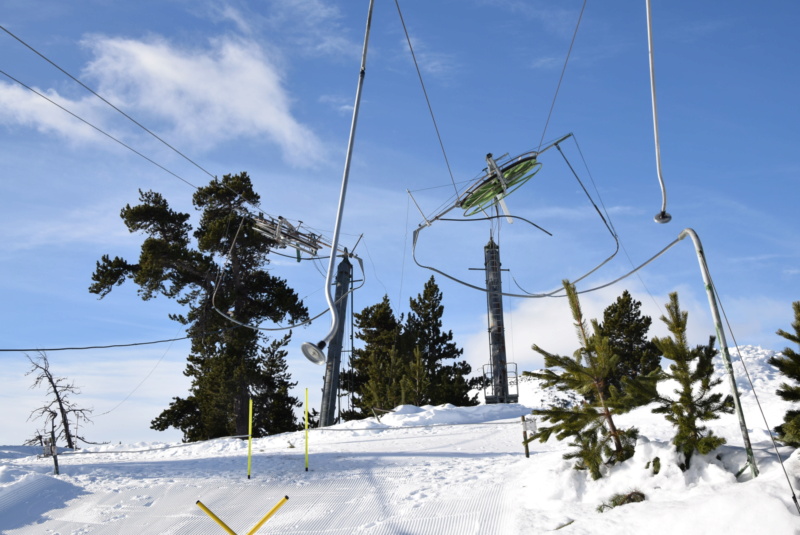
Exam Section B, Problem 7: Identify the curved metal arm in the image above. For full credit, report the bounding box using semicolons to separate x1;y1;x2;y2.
302;0;375;365
646;0;671;224
678;229;757;477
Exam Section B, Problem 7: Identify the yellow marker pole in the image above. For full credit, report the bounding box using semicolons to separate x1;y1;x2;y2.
245;495;290;535
247;397;253;479
196;500;237;535
304;388;309;471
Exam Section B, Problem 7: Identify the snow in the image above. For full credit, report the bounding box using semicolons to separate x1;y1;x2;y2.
1;346;798;534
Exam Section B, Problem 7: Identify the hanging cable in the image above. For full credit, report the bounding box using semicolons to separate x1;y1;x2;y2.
393;0;459;200
645;0;672;224
0;69;202;190
0;24;218;183
712;282;800;511
537;0;587;152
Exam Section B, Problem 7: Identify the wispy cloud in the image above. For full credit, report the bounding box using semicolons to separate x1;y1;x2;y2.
82;35;324;164
261;0;358;59
4;200;132;251
0;81;106;143
1;33;326;166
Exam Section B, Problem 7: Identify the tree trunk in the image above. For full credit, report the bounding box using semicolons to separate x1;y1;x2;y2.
47;373;75;449
596;384;623;457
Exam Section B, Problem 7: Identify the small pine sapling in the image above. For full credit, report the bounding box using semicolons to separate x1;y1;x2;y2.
768;301;800;446
648;292;733;470
526;281;644;479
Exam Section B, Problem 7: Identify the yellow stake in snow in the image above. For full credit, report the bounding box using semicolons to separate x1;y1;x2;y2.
196;500;237;535
196;495;290;535
247;398;253;479
246;495;289;535
304;387;309;472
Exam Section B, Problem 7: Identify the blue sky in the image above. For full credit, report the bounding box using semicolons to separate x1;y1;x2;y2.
1;0;798;444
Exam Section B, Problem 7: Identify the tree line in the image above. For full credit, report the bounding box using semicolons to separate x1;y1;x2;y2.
525;280;800;479
24;172;800;462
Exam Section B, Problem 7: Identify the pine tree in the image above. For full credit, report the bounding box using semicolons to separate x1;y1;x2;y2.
768;301;800;446
340;295;403;418
91;173;307;441
401;346;431;407
596;290;661;396
648;292;733;470
250;334;301;436
403;276;475;406
363;345;409;411
525;281;642;479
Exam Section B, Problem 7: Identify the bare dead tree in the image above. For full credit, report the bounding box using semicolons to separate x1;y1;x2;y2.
26;351;93;449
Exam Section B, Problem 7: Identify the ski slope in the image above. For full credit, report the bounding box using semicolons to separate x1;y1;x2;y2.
1;346;799;534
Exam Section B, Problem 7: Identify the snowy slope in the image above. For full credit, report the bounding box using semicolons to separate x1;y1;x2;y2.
1;346;798;534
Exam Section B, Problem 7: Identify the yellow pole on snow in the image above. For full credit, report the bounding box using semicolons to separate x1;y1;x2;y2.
245;495;290;535
196;500;237;535
304;388;309;471
247;398;253;479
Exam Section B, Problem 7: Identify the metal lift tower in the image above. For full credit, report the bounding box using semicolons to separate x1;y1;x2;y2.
319;254;352;427
480;238;518;404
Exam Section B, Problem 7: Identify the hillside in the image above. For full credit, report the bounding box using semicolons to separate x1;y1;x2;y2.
1;345;798;534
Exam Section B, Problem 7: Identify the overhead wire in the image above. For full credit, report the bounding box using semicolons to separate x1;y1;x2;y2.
393;0;459;200
0;23;218;183
0;68;201;191
93;328;182;417
712;281;800;511
0;336;193;352
537;0;587;153
570;135;664;314
0;25;319;232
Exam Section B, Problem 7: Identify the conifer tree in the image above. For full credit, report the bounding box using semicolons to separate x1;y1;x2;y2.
596;290;660;396
340;295;403;418
525;281;642;479
402;347;431;407
363;346;409;411
647;292;733;470
91;173;307;441
768;300;800;446
403;276;475;406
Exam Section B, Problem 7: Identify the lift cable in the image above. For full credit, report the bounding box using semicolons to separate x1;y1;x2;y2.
537;0;587;153
712;282;800;512
0;24;218;183
393;0;459;200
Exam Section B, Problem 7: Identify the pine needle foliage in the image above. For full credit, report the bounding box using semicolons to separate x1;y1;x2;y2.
646;292;733;470
595;290;660;398
525;281;643;479
90;173;307;442
341;277;474;417
768;301;800;446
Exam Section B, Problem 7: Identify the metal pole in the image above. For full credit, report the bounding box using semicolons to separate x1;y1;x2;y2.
302;0;375;364
484;238;509;403
645;0;671;224
320;255;352;426
679;228;758;478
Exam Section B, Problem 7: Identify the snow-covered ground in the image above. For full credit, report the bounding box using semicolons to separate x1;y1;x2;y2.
1;345;798;534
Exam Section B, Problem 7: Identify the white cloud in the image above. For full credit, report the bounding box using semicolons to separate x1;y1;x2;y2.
0;81;105;143
81;35;324;164
1;34;325;166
